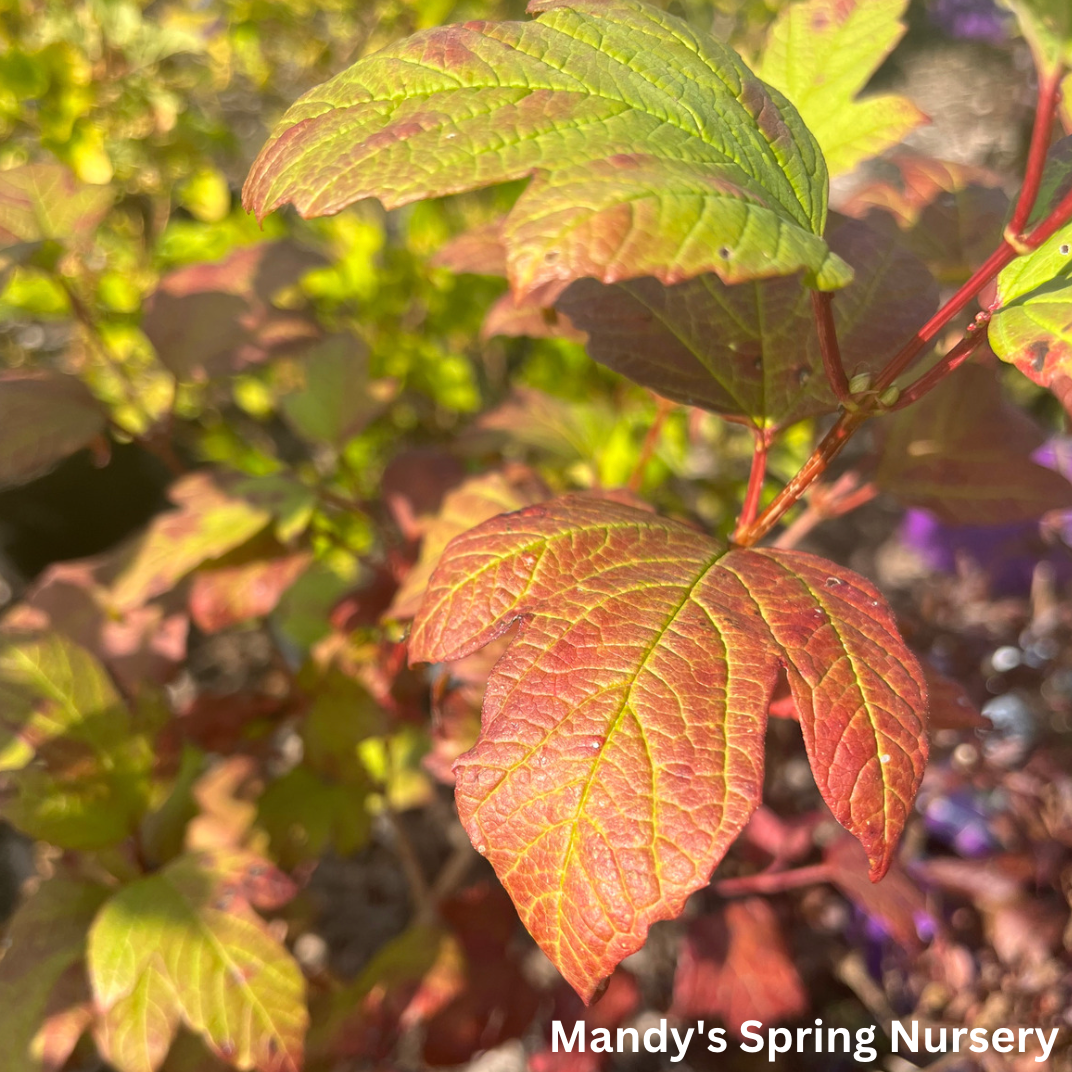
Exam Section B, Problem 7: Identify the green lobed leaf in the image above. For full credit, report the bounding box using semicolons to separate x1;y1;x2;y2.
243;0;853;294
874;363;1072;524
755;0;926;178
555;214;938;429
989;138;1072;407
0;370;107;489
0;632;154;848
409;495;927;1000
0;876;107;1072
88;851;306;1072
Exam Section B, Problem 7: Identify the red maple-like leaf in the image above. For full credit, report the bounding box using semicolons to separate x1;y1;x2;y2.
409;496;927;999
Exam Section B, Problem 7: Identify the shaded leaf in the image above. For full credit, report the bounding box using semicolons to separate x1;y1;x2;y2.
0;633;154;848
670;899;806;1036
108;472;272;611
842;152;1009;284
989;138;1072;406
244;0;853;295
0;876;107;1072
923;662;988;731
88;851;306;1072
874;363;1072;524
0;370;107;489
409;496;927;999
190;553;312;633
755;0;926;177
556;215;937;429
0;163;113;248
142;242;322;381
279;336;395;446
388;466;548;620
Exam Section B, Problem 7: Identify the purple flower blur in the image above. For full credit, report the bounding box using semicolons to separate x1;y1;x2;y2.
927;0;1010;45
900;438;1072;597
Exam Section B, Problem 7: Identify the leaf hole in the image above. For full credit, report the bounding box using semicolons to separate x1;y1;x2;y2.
824;577;842;587
1061;244;1070;256
544;250;560;264
718;246;731;259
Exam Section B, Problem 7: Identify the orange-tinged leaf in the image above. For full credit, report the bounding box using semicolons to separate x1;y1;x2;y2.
190;553;311;633
409;496;927;999
388;467;548;620
108;473;273;611
88;851;306;1072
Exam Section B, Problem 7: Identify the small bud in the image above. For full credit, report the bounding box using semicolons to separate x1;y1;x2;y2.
879;386;901;407
848;373;872;395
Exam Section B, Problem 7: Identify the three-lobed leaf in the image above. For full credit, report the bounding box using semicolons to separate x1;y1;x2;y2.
409;496;927;1000
243;0;853;295
755;0;926;178
88;851;306;1072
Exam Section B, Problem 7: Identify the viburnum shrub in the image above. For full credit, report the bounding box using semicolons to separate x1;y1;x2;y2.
242;0;1072;1001
1;0;1072;1070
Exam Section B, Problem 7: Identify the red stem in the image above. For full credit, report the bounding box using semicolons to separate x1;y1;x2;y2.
628;395;674;492
812;290;850;403
1008;68;1064;238
733;430;770;541
891;324;990;410
715;862;833;897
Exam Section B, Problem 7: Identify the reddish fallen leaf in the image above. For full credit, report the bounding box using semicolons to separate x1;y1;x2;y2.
826;835;930;952
190;552;311;633
671;899;806;1036
410;495;927;999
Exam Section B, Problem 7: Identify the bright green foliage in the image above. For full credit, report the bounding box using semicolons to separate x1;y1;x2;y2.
88;852;306;1072
990;138;1072;406
0;633;154;848
244;0;853;293
755;0;926;178
0;876;107;1072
